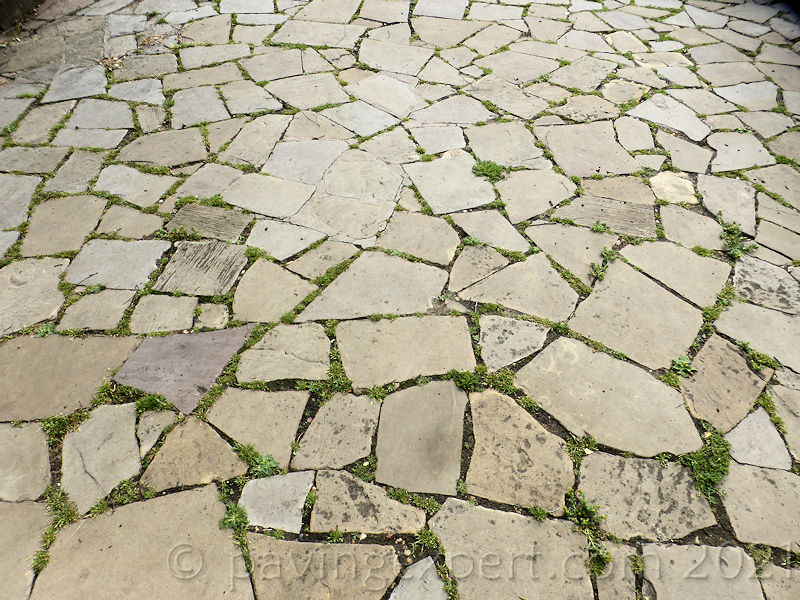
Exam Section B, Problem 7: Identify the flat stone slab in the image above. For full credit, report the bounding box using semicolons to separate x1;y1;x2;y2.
0;173;39;229
0;424;50;502
377;212;460;265
2;501;50;599
223;173;314;218
98;205;162;239
266;73;349;110
298;252;447;321
337;316;476;388
44;151;104;195
236;323;329;382
709;132;775;172
270;20;367;49
376;381;466;495
93;165;178;207
291;393;379;470
460;253;579;321
552;195;657;238
734;255;800;314
526;223;616;285
517;337;702;456
233;259;316;322
30;486;254;600
58;289;135;331
41;65;106;103
496;169;576;224
580;452;716;541
0;335;139;421
207;389;308;469
311;469;426;533
171;85;231;128
467;390;572;513
248;537;399;599
246;220;325;261
389;557;448;600
129;294;197;334
0;257;67;336
21;195;105;257
153;240;247;296
726;407;792;470
569;261;703;369
239;471;314;533
479;314;548;371
540;121;639;177
660;204;724;250
448;246;508;293
114;325;253;414
177;163;243;200
137;410;176;458
66;239;170;289
773;385;800;462
0;146;69;174
627;92;710;141
62;403;140;513
430;499;593;600
168;204;251;243
403;152;496;214
451;210;529;253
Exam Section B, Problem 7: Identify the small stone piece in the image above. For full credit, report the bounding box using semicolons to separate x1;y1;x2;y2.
479;315;548;370
286;240;358;279
129;294;197;333
246;220;326;261
0;257;67;336
97;205;163;239
1;502;51;600
116;128;208;167
239;471;314;533
726;408;792;470
760;564;800;600
734;255;800;314
448;245;508;292
525;223;616;285
0;173;39;229
93;164;178;207
377;211;460;265
154;240;247;296
0;424;50;502
233;260;316;322
389;557;448;600
58;289;134;331
236;323;329;382
451;210;529;253
136;410;176;458
496;169;577;223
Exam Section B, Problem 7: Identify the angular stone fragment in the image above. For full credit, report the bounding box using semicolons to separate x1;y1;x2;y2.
218;114;291;168
709;132;775;172
430;499;593;600
389;557;448;600
93;165;178;208
657;130;712;174
726;408;791;470
0;424;50;502
660;204;724;250
526;223;616;285
286;240;358;280
628;93;710;141
541;121;638;177
22;195;105;257
239;471;314;533
117;128;208;166
266;73;348;110
734;255;800;314
448;246;508;293
403;152;496;214
0;257;67;336
517;337;702;456
237;323;329;382
377;211;459;264
263;139;347;185
548;55;616;92
222;173;314;218
246;221;320;262
451;210;529;253
58;289;134;331
129;294;197;334
233;260;315;322
270;20;367;49
114;325;252;414
97;205;162;239
109;79;165;104
171;86;230;128
580;452;716;541
136;410;175;458
479;315;548;371
761;564;800;600
496;169;576;223
409;95;493;125
154;240;247;296
0;173;39;229
42;65;106;103
0;146;69;174
376;381;466;495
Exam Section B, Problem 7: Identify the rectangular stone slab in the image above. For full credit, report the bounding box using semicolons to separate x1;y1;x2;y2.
153;240;248;296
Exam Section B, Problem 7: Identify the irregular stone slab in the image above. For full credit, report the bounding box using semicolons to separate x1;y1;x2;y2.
596;543;638;600
721;463;800;550
0;424;50;502
726;407;791;470
467;390;572;512
354;299;466;361
137;410;175;458
451;210;529;253
153;240;247;296
270;20;366;48
218;114;291;168
1;502;50;598
129;294;197;334
93;165;177;207
0;97;33;129
114;325;253;414
311;469;426;533
463;121;543;169
167;204;250;243
541;121;638;177
497;169;576;224
171;85;230;128
580;452;716;541
460;253;578;320
57;289;134;331
266;73;348;110
377;211;459;265
290;192;393;246
376;382;465;495
409;95;493;125
709;132;775;172
249;537;399;599
657;130;712;174
263;139;348;185
97;205;162;239
389;557;448;600
239;471;314;533
526;222;616;285
66;239;170;289
222;173;314;218
430;499;593;599
62;404;140;513
41;65;106;103
163;63;244;91
0;231;18;257
0;335;139;421
30;486;253;600
716;302;800;373
233;260;316;322
52;127;127;149
582;176;655;206
299;252;447;321
517;337;702;456
479;315;548;370
0;174;40;229
570;261;702;369
221;79;281;114
43;150;104;195
403;152;495;214
642;544;762;600
660;204;724;250
21;195;105;257
141;417;246;492
358;39;433;76
237;323;329;382
464;74;548;119
321;100;398;136
448;245;508;293
13;101;75;145
548;55;616;92
621;242;730;306
747;164;800;211
319;150;402;205
176;163;243;200
757;220;800;261
627;93;710;141
734;255;800;314
116;128;208;166
773;385;800;461
291;393;378;470
207;389;308;469
761;564;800;600
0;146;68;174
286;239;358;279
109;79;165;104
0;257;66;336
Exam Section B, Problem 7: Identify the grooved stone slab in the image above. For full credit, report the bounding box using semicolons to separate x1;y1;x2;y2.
236;323;329;382
580;452;716;541
1;502;50;600
337;316;476;388
467;390;572;513
114;325;253;414
0;257;67;336
29;486;254;600
291;393;379;470
0;424;50;502
233;259;316;323
66;239;170;289
154;240;247;296
478;315;548;370
167;204;251;242
552;195;657;237
311;470;426;534
430;499;593;600
239;471;314;533
517;337;702;456
376;381;467;495
569;261;703;369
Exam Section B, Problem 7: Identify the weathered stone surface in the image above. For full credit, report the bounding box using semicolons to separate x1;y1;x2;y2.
207;389;308;469
726;407;791;470
263;139;348;185
460;253;579;321
22;195;105;257
168;205;250;243
580;452;716;541
129;294;197;334
569;261;702;369
286;239;358;280
117;128;208;166
114;326;253;414
0;424;50;502
222;172;314;218
773;385;800;462
1;501;50;600
239;471;314;533
154;240;247;296
430;499;593;599
233;259;315;322
218;114;291;168
41;65;106;103
62;404;140;513
311;469;426;533
448;245;508;293
376;381;466;495
270;20;367;49
0;146;69;174
266;73;348;110
410;95;493;125
451;210;529;253
390;557;448;600
496;169;576;224
97;205;162;239
109;79;165;104
526;223;616;285
237;323;329;382
377;212;459;264
467;390;572;512
517;337;701;456
403;152;495;214
299;252;447;321
337;316;475;388
0;174;40;229
30;486;253;599
479;315;548;370
0;335;139;421
734;255;800;314
761;564;800;600
58;289;134;331
0;257;66;336
709;132;775;172
137;410;176;458
541;121;638;177
171;85;230;128
628;93;710;141
93;165;178;207
660;204;724;250
66;239;170;289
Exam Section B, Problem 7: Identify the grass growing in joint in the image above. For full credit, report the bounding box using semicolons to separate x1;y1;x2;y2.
472;160;505;183
565;490;612;576
678;423;730;504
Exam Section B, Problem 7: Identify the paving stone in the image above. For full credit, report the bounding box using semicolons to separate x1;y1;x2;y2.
286;239;358;279
194;302;228;329
291;393;379;470
317;150;403;205
179;44;249;70
239;471;314;533
51;127;127;149
116;128;208;166
552;195;657;237
596;544;638;600
759;194;800;235
265;73;348;110
655;130;712;174
321;100;398;136
738;110;793;139
376;211;459;264
109;79;165;104
207;388;308;469
1;501;51;600
627;93;710;141
246;219;324;261
726;407;791;470
358;39;433;76
517;337;702;455
0;257;66;336
30;485;253;599
163;62;243;91
233;259;315;322
769;131;800;164
734;255;800;314
21;195;105;257
478;315;548;370
240;48;302;80
0;231;18;257
447;245;508;292
660;204;724;250
171;86;230;128
97;205;162;239
289;191;393;246
154;240;247;296
458;123;538;170
66;239;169;290
0;97;33;129
649;172;694;205
40;151;100;196
114;325;253;414
580;452;716;541
182;13;231;44
757;220;800;261
451;210;529;253
376;381;466;495
430;499;593;599
540;121;638;177
773;385;800;462
57;289;135;331
463;73;549;119
496;169;576;223
175;163;243;200
0;146;69;174
389;557;448;600
41;65;106;103
221;80;281;114
406;125;463;156
222;172;314;218
402;153;495;214
129;294;197;334
0;423;50;502
270;20;366;48
409;94;493;125
136;410;176;458
93;165;178;208
642;544;762;600
761;564;800;600
12;100;74;144
582;176;655;206
236;322;329;383
708;132;775;172
525;223;616;285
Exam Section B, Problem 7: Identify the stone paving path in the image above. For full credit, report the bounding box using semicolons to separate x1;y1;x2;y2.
1;0;800;598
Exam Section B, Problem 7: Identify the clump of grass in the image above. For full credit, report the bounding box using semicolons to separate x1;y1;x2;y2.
565;490;612;576
33;486;79;573
566;435;597;466
670;355;696;378
387;487;441;515
411;528;442;553
352;455;376;483
719;219;757;259
528;506;548;521
446;365;517;395
590;221;611;233
678;423;731;504
234;444;279;478
472;160;505;183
